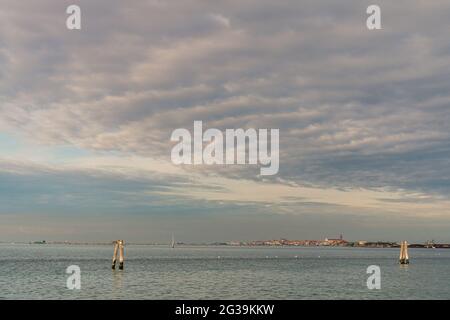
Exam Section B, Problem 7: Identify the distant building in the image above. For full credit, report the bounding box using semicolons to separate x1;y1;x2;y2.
323;235;348;246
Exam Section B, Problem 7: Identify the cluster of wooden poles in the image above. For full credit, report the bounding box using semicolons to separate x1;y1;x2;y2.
112;240;125;270
399;240;409;265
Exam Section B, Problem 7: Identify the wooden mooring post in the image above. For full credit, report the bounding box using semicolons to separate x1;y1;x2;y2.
112;240;125;270
399;240;409;264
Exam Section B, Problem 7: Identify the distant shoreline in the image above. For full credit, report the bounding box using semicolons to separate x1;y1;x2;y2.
1;242;450;249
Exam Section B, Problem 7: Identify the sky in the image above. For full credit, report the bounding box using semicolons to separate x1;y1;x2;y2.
1;1;450;243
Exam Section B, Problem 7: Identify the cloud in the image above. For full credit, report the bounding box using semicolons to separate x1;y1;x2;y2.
1;153;449;220
209;14;231;28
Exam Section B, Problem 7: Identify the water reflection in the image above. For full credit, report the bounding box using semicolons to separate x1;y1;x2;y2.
112;270;124;298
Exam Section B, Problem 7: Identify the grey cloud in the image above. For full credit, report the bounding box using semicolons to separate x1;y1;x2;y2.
1;0;450;199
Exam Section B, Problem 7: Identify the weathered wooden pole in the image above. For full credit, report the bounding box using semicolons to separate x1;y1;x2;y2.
118;240;125;270
112;241;119;269
399;240;409;264
404;241;409;263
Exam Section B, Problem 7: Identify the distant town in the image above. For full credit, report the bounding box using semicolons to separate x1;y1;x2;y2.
231;235;450;249
5;235;450;248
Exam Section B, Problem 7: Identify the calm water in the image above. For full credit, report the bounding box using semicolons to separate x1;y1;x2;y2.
0;244;449;299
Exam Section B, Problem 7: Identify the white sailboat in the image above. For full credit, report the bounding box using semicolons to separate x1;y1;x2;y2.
171;233;175;248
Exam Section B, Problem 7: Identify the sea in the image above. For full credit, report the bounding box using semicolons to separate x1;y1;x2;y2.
0;244;449;299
